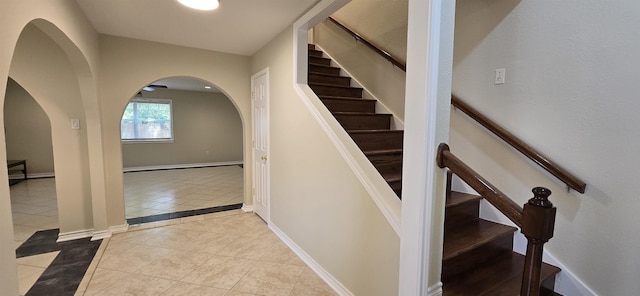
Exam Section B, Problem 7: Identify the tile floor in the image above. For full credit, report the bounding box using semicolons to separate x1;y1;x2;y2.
81;210;337;296
123;166;244;219
9;166;248;295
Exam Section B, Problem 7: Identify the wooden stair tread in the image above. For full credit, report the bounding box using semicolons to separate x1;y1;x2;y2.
309;82;362;90
334;112;390;116
319;95;375;101
383;173;402;183
443;219;517;260
443;252;561;296
308;62;339;68
446;191;482;207
348;129;403;134
363;149;403;156
308;71;345;78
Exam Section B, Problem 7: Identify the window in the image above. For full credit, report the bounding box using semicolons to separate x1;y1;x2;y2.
121;98;173;142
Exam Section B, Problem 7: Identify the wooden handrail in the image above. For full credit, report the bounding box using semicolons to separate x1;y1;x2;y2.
451;95;586;194
437;143;524;227
324;16;585;193
437;143;557;296
327;17;406;71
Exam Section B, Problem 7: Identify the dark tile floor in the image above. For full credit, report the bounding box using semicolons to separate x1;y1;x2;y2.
16;229;101;296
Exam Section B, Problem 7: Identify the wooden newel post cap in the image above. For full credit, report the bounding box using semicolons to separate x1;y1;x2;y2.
522;187;556;242
528;187;553;208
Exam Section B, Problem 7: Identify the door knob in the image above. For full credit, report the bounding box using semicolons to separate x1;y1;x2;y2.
261;156;267;161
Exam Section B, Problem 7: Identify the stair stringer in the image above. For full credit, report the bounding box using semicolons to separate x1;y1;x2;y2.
450;176;597;296
293;83;402;234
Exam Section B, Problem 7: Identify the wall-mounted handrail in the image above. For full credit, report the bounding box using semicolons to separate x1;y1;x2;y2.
437;143;524;226
327;17;406;71
324;16;586;194
451;95;586;194
437;143;557;296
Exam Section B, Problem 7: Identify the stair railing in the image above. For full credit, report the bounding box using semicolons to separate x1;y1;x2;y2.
437;143;556;296
450;95;586;193
327;17;406;71
324;17;586;194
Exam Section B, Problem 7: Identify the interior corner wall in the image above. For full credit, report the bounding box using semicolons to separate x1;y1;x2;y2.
1;1;103;294
313;21;407;121
451;1;640;294
121;89;242;168
4;78;54;174
10;24;93;234
98;35;252;227
250;26;400;295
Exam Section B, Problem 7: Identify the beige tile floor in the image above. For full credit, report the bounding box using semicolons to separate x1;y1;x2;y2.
80;210;337;296
123;166;244;218
9;166;244;295
10;178;60;249
10;166;245;248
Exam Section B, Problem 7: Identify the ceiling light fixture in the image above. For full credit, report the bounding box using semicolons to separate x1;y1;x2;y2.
177;0;219;10
205;86;212;89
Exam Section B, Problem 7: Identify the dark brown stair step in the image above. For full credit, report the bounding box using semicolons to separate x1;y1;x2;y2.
308;49;323;57
442;219;516;281
443;219;517;261
349;130;403;151
309;72;351;86
321;97;376;113
309;63;341;75
387;175;402;198
365;149;403;176
442;253;561;296
309;56;332;66
309;83;363;98
445;192;482;230
335;113;392;130
308;44;316;50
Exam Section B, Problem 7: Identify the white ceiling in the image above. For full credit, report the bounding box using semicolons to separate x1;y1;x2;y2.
75;0;319;56
76;0;319;92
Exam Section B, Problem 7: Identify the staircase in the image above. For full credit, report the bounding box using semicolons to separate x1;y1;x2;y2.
308;44;562;295
308;44;404;197
443;187;562;295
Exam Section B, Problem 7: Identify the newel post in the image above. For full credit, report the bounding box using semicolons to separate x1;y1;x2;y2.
520;187;556;296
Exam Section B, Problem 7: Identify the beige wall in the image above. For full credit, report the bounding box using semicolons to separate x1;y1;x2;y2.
122;89;243;168
0;1;103;294
332;0;408;63
99;35;252;227
452;0;640;294
251;26;400;295
4;78;54;174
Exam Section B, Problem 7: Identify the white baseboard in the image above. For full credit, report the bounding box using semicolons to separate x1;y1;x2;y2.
8;162;243;179
428;282;443;296
269;223;353;296
90;224;129;241
241;204;254;213
123;161;243;173
91;230;111;241
57;228;94;242
109;224;129;234
9;172;55;179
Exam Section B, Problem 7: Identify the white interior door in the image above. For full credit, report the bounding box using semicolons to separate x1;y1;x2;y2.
251;68;269;222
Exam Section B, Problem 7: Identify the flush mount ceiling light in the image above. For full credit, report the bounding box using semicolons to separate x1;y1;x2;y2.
177;0;219;10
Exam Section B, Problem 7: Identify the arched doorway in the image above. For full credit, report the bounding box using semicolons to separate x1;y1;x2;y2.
120;77;244;223
2;18;105;294
4;78;58;248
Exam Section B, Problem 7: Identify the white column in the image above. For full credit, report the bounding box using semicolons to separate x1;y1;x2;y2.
399;0;456;295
